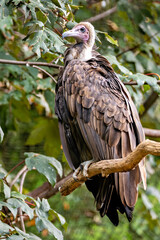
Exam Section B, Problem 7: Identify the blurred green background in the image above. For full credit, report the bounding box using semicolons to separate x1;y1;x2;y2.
0;0;160;239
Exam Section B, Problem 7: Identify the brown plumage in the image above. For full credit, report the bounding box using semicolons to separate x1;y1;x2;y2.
55;22;146;226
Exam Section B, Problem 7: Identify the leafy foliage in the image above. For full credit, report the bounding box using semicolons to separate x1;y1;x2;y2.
0;177;65;239
0;0;160;239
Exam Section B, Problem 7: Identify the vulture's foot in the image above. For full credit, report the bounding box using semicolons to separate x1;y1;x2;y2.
73;160;94;181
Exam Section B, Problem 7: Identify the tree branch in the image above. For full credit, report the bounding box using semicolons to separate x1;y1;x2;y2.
140;91;159;117
86;6;117;23
60;140;160;196
28;172;72;199
19;169;28;233
144;128;160;138
28;136;160;200
123;81;160;85
0;59;61;68
32;65;57;84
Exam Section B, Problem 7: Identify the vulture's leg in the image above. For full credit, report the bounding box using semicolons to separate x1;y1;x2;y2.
73;160;94;180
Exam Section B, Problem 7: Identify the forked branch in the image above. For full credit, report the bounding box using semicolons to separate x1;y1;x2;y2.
60;139;160;196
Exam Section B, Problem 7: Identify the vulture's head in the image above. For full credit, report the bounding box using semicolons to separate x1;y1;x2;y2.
62;22;95;48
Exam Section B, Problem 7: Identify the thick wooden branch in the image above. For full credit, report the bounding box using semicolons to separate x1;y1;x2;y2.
60;140;160;196
28;172;72;199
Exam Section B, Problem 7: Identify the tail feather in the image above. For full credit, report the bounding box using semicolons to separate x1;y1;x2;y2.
85;174;134;226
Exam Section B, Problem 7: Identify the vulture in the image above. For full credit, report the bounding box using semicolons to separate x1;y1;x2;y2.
55;22;146;226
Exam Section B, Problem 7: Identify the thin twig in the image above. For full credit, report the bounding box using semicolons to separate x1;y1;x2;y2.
24;53;37;61
19;169;28;196
123;80;160;85
19;169;28;233
0;59;61;68
10;165;28;189
32;65;57;84
5;160;25;179
86;6;117;23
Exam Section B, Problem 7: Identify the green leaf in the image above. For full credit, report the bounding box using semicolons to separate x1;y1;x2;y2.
15;226;42;240
131;73;160;91
0;181;10;200
45;28;65;53
105;54;132;74
7;198;34;219
96;30;118;46
35;198;63;239
25;152;62;184
0;221;14;234
49;209;67;231
11;191;35;202
35;217;63;240
40;198;50;212
0;172;5;179
66;21;77;29
0;201;17;218
124;51;144;73
0;126;4;142
0;15;13;31
3;182;10;199
8;235;25;240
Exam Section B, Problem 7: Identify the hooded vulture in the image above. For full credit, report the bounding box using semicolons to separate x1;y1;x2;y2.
55;22;146;226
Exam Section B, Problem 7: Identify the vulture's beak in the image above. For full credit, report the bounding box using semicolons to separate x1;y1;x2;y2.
62;29;79;39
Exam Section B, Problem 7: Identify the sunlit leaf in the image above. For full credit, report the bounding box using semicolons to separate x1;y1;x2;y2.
96;30;118;46
15;227;42;240
105;54;132;74
8;235;25;240
7;198;34;219
3;182;10;199
35;217;63;240
0;221;14;234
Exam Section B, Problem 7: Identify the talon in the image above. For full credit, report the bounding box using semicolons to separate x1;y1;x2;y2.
73;168;81;181
72;160;95;180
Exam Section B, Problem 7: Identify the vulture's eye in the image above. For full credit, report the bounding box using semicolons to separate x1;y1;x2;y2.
80;27;86;33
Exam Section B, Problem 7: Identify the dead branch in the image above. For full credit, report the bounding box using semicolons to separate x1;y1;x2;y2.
86;6;117;23
60;139;160;196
